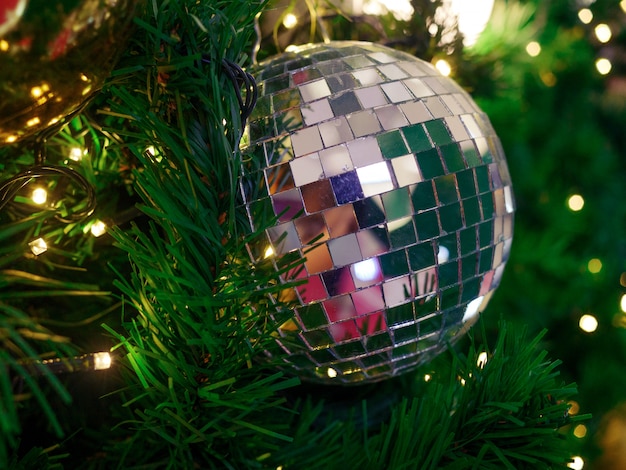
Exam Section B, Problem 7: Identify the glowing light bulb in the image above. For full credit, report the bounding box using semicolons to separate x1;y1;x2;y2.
93;352;112;370
424;374;432;382
5;135;17;143
435;59;452;76
0;40;8;51
90;220;107;237
264;246;274;259
596;58;612;75
326;367;338;378
567;194;584;211
29;238;47;256
477;351;488;368
594;24;611;43
573;424;587;438
525;41;541;57
26;117;40;127
620;294;626;313
69;147;84;161
587;258;602;274
282;13;297;29
577;9;593;24
622;0;626;13
31;187;48;205
568;456;584;470
579;314;598;333
568;401;580;415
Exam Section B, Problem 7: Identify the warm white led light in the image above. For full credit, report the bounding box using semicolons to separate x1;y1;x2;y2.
282;13;297;29
326;367;338;378
577;8;593;24
567;194;584;211
525;41;541;57
579;314;598;333
594;24;612;43
596;58;612;75
29;238;48;256
567;456;584;470
69;147;84;161
264;246;275;259
587;258;602;274
93;352;112;370
90;220;107;237
31;187;48;205
434;59;452;77
620;294;626;313
477;351;488;368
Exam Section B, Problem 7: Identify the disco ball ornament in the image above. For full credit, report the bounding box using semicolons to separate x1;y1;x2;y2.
240;42;515;385
0;0;139;144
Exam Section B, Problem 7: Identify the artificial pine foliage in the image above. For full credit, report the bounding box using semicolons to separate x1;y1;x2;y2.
3;0;626;467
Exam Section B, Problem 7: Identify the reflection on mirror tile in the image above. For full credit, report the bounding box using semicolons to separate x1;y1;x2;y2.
347;136;384;167
319;145;353;177
383;188;413;221
381;82;412;103
291;126;324;157
267;221;300;254
328;233;362;267
301;99;334;126
423;97;451;118
403;78;435;98
352;285;385;314
357;161;394;197
356;226;390;258
351;257;383;288
354;86;388;109
326;73;360;93
266;163;294;195
296;274;329;304
378;64;408;80
295;213;329;245
272;188;304;222
330;170;364;204
319;117;354;147
444;116;470;142
304;242;333;274
324;204;358;237
324;294;356;323
375;104;409;130
435;174;459;205
369;51;396;64
422;76;449;95
290;153;324;186
399;101;433;124
343;54;375;69
441;95;464;115
382;276;412;307
352;68;383;86
329;91;361;115
392;154;421;187
460;114;482;139
322;267;355;296
299;79;332;102
347;110;382;138
301;179;336;213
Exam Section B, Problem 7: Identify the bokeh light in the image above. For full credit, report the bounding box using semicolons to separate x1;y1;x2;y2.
567;194;584;211
525;41;541;57
595;58;612;75
579;314;598;333
594;24;612;43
